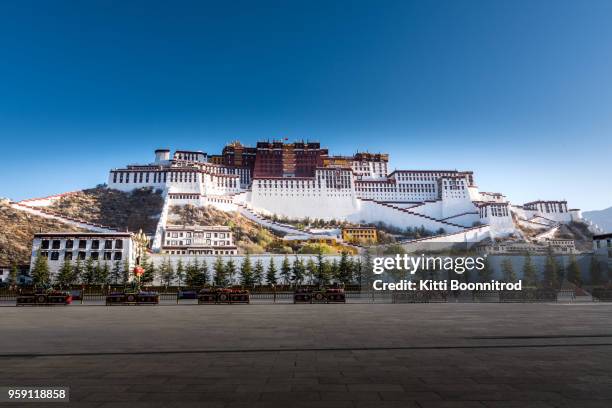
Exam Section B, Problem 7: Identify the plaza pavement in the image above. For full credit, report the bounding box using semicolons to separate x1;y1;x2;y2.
1;303;612;407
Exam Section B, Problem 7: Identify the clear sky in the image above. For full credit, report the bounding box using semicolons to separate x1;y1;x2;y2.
1;0;611;210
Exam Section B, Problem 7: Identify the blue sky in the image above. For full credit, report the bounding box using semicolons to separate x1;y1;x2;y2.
1;0;611;210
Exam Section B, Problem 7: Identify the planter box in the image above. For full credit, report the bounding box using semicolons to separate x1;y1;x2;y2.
311;291;327;303
137;292;159;305
197;291;217;304
325;290;346;303
229;292;250;304
592;288;612;302
17;292;72;306
197;289;250;304
105;292;159;305
499;289;557;303
293;292;312;303
16;294;37;305
106;293;127;305
215;290;232;304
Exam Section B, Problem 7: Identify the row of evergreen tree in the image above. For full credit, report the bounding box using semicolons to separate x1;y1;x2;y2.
28;252;366;288
25;250;611;289
407;253;608;288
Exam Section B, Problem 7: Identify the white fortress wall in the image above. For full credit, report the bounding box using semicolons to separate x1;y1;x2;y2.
399;225;492;252
511;207;573;224
107;169;167;192
477;203;516;238
151;189;170;252
467;186;482;201
405;200;443;217
250;187;359;220
147;253;350;285
440;212;480;227
349;200;464;233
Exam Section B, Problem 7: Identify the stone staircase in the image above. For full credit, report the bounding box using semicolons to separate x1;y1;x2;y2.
372;200;467;230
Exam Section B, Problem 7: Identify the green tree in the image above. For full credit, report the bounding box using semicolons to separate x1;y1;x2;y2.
478;256;492;282
323;260;333;285
501;257;516;283
555;257;566;285
160;258;175;287
361;251;374;288
97;261;110;285
266;258;278;285
31;253;50;287
567;254;582;287
110;260;122;285
225;258;237;285
589;256;603;286
522;254;537;287
198;259;209;286
542;251;558;288
140;253;155;285
306;258;317;285
280;256;291;284
8;264;20;287
291;257;305;285
121;260;130;284
337;252;352;284
213;257;227;287
253;260;264;285
56;259;73;288
175;259;185;288
73;259;84;284
185;259;198;287
240;254;254;287
82;257;96;285
315;252;325;286
330;259;340;282
353;259;363;286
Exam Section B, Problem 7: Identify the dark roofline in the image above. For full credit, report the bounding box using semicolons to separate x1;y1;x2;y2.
174;150;206;154
524;200;568;205
34;233;133;238
593;233;612;240
388;169;473;177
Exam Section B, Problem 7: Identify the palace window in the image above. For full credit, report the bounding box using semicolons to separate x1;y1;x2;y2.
64;252;73;261
103;252;112;260
40;251;49;258
50;252;60;261
104;240;113;249
79;240;87;249
91;240;100;250
66;240;74;249
78;251;86;260
41;240;50;249
115;240;123;249
91;252;99;260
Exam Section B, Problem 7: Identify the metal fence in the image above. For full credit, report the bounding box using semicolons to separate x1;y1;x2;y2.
0;289;603;305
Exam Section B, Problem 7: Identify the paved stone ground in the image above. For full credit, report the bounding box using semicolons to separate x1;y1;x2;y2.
1;303;612;407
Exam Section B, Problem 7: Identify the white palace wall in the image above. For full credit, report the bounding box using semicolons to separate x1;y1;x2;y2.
511;206;573;224
406;201;443;217
441;212;480;227
250;187;359;220
349;200;464;233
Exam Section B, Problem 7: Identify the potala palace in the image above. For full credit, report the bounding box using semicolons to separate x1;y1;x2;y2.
104;140;590;251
